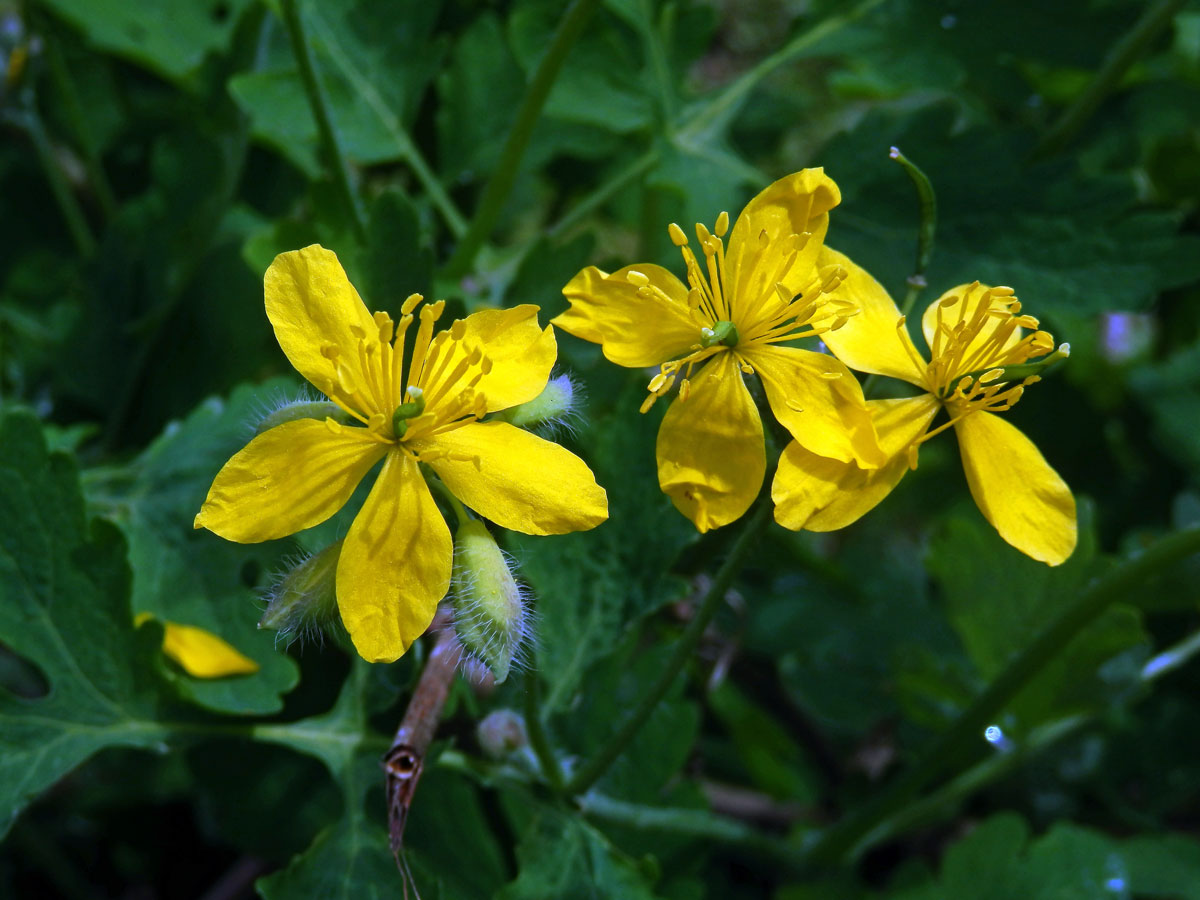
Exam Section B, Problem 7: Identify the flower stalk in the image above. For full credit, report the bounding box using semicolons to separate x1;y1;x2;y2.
563;498;773;797
802;524;1200;866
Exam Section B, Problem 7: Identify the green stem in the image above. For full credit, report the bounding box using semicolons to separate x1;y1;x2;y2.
803;524;1200;865
548;148;659;239
1033;0;1186;159
523;666;565;792
564;499;773;796
45;36;117;219
888;146;936;319
425;475;470;528
279;0;367;241
444;0;601;277
676;0;886;141
18;109;95;256
638;0;676;123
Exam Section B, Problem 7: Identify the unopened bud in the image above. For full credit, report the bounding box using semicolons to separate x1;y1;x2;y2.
499;372;580;435
477;709;528;759
449;520;530;683
256;398;347;435
259;540;342;638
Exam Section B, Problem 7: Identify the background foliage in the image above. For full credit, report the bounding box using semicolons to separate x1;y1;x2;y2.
2;0;1200;896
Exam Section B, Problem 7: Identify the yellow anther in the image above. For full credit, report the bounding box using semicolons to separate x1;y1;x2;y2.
687;288;703;309
757;229;769;249
320;344;340;359
627;270;650;287
474;394;488;417
789;232;810;254
468;347;483;365
451;319;467;341
678;378;692;402
324;417;342;434
1016;315;1039;329
402;293;423;315
668;223;688;246
830;316;849;331
349;325;367;340
695;222;712;245
367;412;386;432
740;362;753;375
480;356;494;375
648;371;669;392
940;294;959;308
714;211;729;237
774;282;793;303
786;399;804;412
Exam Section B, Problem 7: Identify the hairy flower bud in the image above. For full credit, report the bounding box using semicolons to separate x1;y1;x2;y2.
259;539;342;640
255;398;348;435
476;709;528;759
449;520;530;683
499;372;580;435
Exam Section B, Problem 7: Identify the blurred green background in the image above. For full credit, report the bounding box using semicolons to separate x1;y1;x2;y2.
2;0;1200;897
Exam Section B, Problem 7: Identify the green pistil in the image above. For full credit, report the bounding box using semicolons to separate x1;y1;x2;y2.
951;343;1071;394
391;390;427;437
700;320;739;349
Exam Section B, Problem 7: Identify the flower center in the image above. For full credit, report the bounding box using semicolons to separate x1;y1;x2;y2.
316;295;492;468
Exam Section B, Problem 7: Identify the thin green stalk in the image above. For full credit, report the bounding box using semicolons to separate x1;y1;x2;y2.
888;146;936;319
444;0;601;277
803;525;1200;866
19;110;95;256
426;475;470;528
638;0;676;122
1034;0;1186;159
548;148;659;239
523;667;565;792
676;0;886;141
279;0;367;241
45;37;117;219
564;499;773;797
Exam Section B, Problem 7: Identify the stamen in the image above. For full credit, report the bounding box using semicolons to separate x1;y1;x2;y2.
668;223;688;246
714;211;729;237
401;293;423;315
627;270;650;287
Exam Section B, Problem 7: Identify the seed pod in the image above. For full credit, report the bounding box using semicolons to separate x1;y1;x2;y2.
449;520;530;683
255;399;348;435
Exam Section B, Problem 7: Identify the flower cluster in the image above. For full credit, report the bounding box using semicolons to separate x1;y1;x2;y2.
555;168;1077;565
195;168;1077;671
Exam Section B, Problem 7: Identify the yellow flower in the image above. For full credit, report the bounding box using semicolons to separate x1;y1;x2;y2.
554;169;884;532
772;249;1077;565
195;245;608;662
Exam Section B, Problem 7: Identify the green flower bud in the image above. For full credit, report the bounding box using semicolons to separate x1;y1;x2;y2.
449;520;530;683
256;398;348;435
259;539;342;639
499;373;579;433
476;709;528;759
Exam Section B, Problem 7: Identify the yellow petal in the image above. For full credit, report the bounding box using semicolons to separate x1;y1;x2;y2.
264;245;379;406
921;282;1024;367
819;247;926;384
954;411;1077;565
656;352;765;532
773;395;939;531
555;264;699;367
421;422;608;535
195;419;388;543
447;305;557;413
337;450;452;662
725;168;840;326
159;622;259;678
747;344;885;467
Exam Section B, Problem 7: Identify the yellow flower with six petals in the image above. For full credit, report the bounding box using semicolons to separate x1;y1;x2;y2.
772;250;1077;565
554;169;884;532
195;246;608;662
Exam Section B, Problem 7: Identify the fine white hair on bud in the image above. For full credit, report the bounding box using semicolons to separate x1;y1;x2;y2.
252;386;349;437
258;539;342;647
448;520;534;684
498;370;583;438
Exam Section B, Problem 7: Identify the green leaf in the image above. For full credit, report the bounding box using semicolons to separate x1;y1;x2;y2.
1129;338;1200;481
91;381;302;714
228;0;445;176
497;809;663;900
0;411;170;838
925;500;1147;729
41;0;254;84
362;188;433;306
